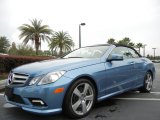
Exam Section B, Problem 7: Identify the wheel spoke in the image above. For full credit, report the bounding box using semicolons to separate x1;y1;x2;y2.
146;78;150;90
73;87;81;97
147;74;149;79
149;80;152;88
85;95;93;101
83;83;89;95
148;76;152;81
82;100;87;114
146;83;150;90
72;99;81;111
146;76;149;83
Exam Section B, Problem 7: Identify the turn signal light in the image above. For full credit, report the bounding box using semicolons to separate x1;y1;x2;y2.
54;88;64;94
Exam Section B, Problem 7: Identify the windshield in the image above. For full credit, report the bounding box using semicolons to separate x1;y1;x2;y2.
63;45;110;58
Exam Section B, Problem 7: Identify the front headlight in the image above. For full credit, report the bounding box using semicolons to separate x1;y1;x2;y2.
29;76;42;86
37;71;66;85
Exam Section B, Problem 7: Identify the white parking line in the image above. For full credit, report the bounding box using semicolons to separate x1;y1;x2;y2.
134;91;160;94
114;92;160;101
150;92;160;94
0;93;4;96
114;98;160;101
133;91;160;95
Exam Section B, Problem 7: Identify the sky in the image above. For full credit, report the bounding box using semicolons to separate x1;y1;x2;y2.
0;0;160;56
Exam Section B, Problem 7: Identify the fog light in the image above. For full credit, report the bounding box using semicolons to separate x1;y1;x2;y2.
32;100;44;105
29;98;47;107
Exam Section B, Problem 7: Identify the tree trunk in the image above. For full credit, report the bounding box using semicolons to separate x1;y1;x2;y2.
51;48;53;56
35;35;40;55
59;47;63;57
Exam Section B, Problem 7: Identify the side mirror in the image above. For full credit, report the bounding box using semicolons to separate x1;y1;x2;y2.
107;54;123;62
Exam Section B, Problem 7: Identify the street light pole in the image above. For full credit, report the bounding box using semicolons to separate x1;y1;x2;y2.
152;48;156;59
79;23;86;48
143;44;147;57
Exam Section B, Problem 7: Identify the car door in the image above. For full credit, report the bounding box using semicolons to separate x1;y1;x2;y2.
103;46;135;95
127;48;145;87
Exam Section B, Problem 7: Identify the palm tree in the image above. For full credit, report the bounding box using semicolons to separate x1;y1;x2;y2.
136;43;143;54
49;31;74;56
19;19;53;55
0;36;10;53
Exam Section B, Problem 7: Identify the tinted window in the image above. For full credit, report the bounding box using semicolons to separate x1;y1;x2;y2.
109;47;139;59
127;48;140;58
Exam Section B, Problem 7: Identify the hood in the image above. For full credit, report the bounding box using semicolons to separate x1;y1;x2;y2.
12;58;101;77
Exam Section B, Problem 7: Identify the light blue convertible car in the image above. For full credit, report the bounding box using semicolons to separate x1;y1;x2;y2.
5;44;155;118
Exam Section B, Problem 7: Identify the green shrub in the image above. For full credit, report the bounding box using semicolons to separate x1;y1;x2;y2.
0;55;53;72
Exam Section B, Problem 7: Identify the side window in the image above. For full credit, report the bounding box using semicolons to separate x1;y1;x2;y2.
127;48;140;58
109;47;131;60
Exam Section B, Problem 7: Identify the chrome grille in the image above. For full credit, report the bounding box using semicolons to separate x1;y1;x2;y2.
11;73;29;85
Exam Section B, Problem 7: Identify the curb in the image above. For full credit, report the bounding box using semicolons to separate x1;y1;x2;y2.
0;79;6;92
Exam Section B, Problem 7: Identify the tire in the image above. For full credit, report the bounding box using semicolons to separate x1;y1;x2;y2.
139;72;153;93
63;79;96;118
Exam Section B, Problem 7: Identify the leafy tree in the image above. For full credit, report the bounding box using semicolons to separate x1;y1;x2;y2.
0;36;10;53
117;37;131;46
116;37;136;47
16;44;36;56
43;50;52;56
107;38;116;44
9;43;36;56
19;19;53;55
128;42;135;47
49;31;74;56
136;43;143;53
8;42;18;55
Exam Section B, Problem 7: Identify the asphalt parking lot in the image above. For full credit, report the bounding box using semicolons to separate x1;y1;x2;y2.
0;63;160;120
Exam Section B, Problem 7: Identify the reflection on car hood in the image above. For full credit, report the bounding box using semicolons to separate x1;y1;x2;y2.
13;58;101;76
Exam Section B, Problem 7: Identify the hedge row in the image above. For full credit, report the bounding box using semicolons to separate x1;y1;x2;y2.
0;55;53;73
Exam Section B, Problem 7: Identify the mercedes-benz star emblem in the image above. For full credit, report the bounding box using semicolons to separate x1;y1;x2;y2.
8;73;13;85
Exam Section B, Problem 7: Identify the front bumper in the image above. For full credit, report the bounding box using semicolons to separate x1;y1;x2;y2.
5;76;72;115
5;95;62;114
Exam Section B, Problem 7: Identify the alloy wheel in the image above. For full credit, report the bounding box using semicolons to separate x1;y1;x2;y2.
71;83;94;115
145;73;153;91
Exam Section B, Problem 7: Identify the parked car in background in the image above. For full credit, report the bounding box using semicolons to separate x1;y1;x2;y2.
5;44;155;118
152;60;160;63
